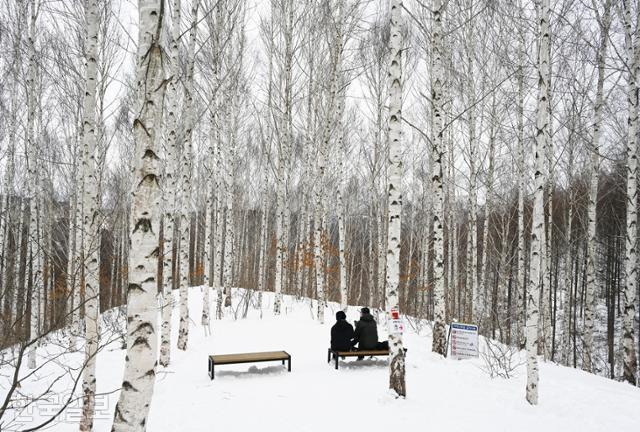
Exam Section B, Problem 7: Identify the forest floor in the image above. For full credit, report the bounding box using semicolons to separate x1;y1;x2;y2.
3;287;640;432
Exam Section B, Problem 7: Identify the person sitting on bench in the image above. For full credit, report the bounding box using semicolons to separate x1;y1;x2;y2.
352;308;380;359
331;311;354;354
352;308;390;356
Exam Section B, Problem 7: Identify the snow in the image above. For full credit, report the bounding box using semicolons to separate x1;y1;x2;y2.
3;287;640;432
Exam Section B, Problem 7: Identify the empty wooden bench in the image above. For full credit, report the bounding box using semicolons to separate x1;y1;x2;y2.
208;351;291;380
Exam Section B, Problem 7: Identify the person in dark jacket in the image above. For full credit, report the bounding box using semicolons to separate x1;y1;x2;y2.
331;311;354;351
352;307;379;350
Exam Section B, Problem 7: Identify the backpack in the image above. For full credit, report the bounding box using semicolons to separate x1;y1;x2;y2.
376;341;389;350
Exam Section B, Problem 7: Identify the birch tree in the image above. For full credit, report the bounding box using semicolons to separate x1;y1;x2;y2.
111;0;166;428
526;0;551;406
159;0;182;367
431;0;447;356
338;110;348;310
622;0;639;386
314;0;344;323
1;0;26;331
26;0;41;371
177;1;199;351
272;0;295;316
386;0;406;398
583;0;612;373
79;0;101;429
516;13;527;348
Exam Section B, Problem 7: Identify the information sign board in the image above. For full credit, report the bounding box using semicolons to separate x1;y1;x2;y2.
449;323;479;360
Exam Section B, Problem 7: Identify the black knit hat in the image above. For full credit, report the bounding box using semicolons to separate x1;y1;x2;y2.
336;311;347;321
360;307;370;314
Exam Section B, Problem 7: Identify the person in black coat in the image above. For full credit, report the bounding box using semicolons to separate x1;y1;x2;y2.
331;311;354;351
352;307;379;350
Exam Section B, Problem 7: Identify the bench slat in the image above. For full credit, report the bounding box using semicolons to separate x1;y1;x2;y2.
333;350;389;356
210;351;290;364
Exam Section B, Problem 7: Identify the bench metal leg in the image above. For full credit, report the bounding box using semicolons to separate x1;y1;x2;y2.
208;357;214;380
327;349;331;363
288;357;291;372
282;359;285;365
335;353;339;370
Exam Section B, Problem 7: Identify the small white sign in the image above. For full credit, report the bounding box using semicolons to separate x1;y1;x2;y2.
449;323;479;360
388;319;404;335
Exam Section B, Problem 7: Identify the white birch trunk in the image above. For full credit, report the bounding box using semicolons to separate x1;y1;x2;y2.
26;0;40;370
111;0;165;428
202;130;215;330
274;149;285;315
431;0;447;356
516;34;526;348
377;208;386;308
338;186;347;310
13;202;24;328
386;0;406;397
314;0;345;322
448;110;457;320
335;9;347;312
479;100;496;325
79;0;101;428
159;0;181;367
622;0;639;386
540;161;552;358
67;137;81;345
223;126;235;310
584;0;612;373
257;195;268;309
202;19;222;324
468;103;478;322
526;0;550;406
213;140;223;318
2;2;23;324
562;192;573;366
177;3;199;351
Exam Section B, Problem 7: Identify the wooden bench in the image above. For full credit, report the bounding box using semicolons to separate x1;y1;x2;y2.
208;351;291;380
327;348;405;370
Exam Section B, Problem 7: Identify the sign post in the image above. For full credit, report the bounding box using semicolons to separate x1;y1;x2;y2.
449;323;479;360
387;307;404;335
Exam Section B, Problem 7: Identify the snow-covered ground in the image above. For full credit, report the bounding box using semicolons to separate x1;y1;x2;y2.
3;287;640;432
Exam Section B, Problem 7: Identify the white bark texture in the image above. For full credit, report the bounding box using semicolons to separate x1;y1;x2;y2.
160;0;181;367
80;0;101;429
386;0;406;398
214;126;224;318
26;0;40;371
337;117;348;310
223;110;236;311
561;192;573;365
622;0;639;386
467;79;478;322
111;0;165;429
202;134;215;329
67;139;80;348
335;6;347;312
431;0;447;357
479;101;496;326
584;0;612;373
516;34;526;348
14;202;24;327
1;0;24;327
71;127;86;349
526;0;550;406
203;25;221;324
177;2;199;352
313;0;344;323
273;0;294;316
